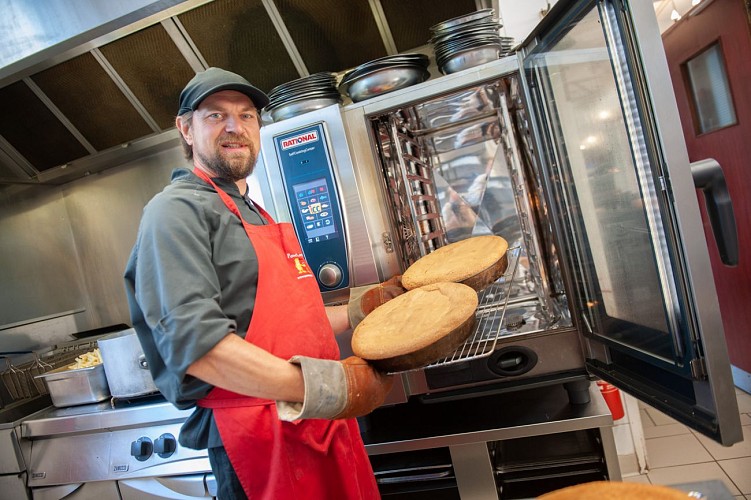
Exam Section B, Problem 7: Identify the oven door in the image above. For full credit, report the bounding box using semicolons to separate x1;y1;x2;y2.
518;0;741;444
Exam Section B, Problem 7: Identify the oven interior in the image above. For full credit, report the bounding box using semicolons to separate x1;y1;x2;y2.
363;74;587;395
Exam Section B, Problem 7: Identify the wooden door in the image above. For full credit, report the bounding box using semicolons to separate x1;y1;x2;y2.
662;0;751;387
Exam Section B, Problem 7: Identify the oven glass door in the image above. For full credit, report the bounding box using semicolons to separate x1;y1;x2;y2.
519;0;741;444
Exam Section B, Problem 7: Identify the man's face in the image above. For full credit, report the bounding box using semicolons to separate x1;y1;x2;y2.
178;90;262;181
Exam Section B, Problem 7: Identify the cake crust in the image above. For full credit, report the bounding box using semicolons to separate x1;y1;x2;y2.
402;235;509;291
539;481;693;499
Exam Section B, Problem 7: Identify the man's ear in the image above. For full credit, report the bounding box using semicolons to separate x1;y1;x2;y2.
176;116;193;145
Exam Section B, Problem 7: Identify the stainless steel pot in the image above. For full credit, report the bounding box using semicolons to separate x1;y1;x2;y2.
98;328;158;398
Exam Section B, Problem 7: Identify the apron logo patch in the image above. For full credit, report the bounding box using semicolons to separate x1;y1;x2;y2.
294;258;309;274
288;253;314;279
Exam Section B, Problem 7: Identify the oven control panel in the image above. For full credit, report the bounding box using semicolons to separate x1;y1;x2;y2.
129;432;177;461
114;423;209;477
272;123;349;292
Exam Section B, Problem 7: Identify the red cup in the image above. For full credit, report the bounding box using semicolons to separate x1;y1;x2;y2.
597;380;625;420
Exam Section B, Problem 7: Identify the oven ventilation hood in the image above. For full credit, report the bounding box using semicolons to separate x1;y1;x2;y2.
0;0;482;186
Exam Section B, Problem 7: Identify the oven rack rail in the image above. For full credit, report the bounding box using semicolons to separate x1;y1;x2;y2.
421;245;522;371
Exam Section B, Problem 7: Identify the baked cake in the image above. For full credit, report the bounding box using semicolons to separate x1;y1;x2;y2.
352;282;478;372
402;235;509;291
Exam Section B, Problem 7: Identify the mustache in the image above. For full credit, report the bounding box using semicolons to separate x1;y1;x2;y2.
217;134;252;146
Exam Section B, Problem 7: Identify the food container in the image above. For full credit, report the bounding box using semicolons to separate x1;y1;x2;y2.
35;364;110;407
98;328;158;398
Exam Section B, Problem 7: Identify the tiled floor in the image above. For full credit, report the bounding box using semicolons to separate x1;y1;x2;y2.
621;387;751;498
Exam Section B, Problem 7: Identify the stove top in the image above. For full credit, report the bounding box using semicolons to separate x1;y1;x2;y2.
22;393;209;487
22;393;191;439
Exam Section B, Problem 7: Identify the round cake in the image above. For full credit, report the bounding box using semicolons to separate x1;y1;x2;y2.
402;235;509;291
539;481;692;500
352;282;478;372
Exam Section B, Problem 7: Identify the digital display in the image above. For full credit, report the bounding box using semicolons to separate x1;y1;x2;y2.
292;177;338;243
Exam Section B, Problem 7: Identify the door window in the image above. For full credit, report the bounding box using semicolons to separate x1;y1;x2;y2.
685;42;737;134
523;3;689;366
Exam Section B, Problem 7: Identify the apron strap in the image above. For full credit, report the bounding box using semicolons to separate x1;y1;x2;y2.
193;167;275;224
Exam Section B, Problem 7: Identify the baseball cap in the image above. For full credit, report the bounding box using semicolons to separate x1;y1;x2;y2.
178;67;270;115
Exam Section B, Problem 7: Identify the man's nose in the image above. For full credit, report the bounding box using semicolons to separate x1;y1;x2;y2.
224;115;244;133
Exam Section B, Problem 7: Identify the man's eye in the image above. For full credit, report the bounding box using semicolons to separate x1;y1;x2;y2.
208;113;222;119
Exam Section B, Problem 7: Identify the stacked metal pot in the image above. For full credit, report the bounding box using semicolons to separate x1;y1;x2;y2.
339;53;430;103
262;8;515;120
264;72;341;122
430;8;514;74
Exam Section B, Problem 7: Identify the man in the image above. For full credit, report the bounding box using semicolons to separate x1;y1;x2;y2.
124;67;402;499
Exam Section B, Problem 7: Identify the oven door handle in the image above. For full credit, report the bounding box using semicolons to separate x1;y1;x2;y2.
691;158;739;266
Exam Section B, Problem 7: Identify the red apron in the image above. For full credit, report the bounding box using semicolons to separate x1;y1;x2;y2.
193;169;379;500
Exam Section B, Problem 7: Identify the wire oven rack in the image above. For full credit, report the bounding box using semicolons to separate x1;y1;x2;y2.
421;245;522;370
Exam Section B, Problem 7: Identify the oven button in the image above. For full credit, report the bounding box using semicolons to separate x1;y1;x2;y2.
318;263;342;288
154;433;177;458
130;437;153;461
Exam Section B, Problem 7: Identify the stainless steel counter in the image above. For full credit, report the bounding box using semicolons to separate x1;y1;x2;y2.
20;383;620;498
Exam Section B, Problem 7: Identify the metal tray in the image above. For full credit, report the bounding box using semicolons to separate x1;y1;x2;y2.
35;364;110;407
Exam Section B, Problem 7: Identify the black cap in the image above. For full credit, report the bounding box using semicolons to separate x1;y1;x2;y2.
178;67;270;115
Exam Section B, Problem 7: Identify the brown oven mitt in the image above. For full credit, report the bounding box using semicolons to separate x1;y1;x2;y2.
347;275;405;329
276;356;394;421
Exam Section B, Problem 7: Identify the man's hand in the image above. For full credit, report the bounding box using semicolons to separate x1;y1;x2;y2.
336;357;394;419
348;276;405;328
276;356;393;421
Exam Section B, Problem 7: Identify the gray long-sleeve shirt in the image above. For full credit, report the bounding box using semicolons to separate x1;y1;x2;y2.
124;168;266;449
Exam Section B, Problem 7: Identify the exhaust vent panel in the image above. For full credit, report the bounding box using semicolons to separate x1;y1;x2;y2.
0;80;89;172
178;0;299;93
99;24;196;131
0;160;23;180
31;53;153;152
273;0;387;73
380;0;477;53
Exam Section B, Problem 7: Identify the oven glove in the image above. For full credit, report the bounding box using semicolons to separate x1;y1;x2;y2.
276;356;393;421
347;275;405;329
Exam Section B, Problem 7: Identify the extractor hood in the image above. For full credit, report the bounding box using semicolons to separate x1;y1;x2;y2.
0;0;483;186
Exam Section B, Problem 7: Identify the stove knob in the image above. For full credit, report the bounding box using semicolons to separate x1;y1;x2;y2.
130;437;153;462
154;433;177;458
318;263;342;288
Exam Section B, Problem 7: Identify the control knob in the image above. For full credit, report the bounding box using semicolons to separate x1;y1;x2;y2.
130;437;153;461
318;263;343;288
154;433;177;458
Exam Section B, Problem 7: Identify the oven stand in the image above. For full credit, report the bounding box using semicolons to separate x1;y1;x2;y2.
363;383;620;499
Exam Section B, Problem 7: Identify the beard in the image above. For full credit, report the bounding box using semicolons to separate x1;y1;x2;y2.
196;134;258;182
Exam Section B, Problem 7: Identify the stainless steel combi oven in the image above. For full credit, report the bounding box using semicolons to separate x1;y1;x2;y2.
257;0;742;446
